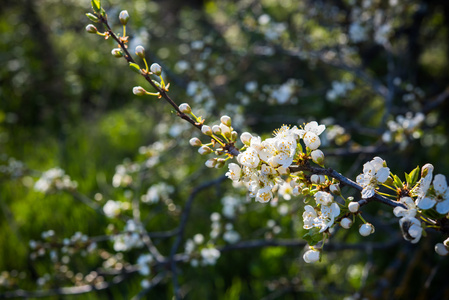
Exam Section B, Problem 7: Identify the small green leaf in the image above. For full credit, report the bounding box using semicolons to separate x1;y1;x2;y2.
85;13;99;22
392;174;403;189
303;227;322;246
91;0;101;13
408;166;420;186
129;63;142;74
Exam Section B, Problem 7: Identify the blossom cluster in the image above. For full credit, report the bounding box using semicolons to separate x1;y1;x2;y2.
225;122;325;203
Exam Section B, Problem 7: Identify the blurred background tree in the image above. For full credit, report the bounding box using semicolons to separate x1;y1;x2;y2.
1;0;449;299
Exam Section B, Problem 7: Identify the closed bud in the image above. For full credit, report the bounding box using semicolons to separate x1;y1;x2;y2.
85;24;98;34
231;131;238;141
198;146;213;155
179;103;192;114
359;223;375;236
277;166;290;175
220;115;232;127
219;123;231;138
212;125;221;135
201;125;213;136
205;158;217;168
311;149;324;165
240;132;252;146
348;201;360;213
150;63;162;76
310;174;319;184
135;45;145;59
340;218;353;229
329;184;340;195
111;48;123;58
133;86;147;96
119;10;129;25
215;158;226;168
435;243;449;256
303;249;320;263
189;137;202;147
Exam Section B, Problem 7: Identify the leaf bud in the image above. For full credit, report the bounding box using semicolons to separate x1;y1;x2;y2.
85;24;98;34
179;103;192;114
129;62;142;74
111;48;123;58
91;0;101;13
119;10;129;25
135;45;145;59
85;13;99;22
150;63;162;76
132;86;147;96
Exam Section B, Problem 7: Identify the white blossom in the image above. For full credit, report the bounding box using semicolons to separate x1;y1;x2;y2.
356;157;390;199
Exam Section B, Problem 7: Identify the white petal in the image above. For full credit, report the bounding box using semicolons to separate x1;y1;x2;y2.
361;186;374;199
433;174;448;195
393;207;406;217
436;199;449;214
417;197;436;210
376;167;390;183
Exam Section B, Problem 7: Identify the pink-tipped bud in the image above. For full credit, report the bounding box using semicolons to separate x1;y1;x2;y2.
119;10;129;25
135;45;145;59
150;63;162;76
179;103;192;114
85;24;98;34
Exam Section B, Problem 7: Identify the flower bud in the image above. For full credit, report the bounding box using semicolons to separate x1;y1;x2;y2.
189;137;202;147
212;125;221;135
205;158;217;168
303;249;320;263
329;184;340;195
111;48;123;58
231;131;238;141
133;86;147;96
277;166;290;175
240;132;252;146
435;243;449;256
201;125;212;136
85;24;98;34
340;218;353;229
311;174;325;184
215;158;226;168
311;149;324;165
359;223;375;236
219;123;231;139
179;103;192;114
135;45;145;59
119;10;129;25
198;146;213;155
348;201;360;213
220;115;232;127
150;63;162;76
444;237;449;248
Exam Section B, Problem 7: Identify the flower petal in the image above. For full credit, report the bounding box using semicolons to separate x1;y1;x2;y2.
417;197;436;210
436;199;449;214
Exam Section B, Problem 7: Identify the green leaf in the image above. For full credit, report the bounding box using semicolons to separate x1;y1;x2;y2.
303;227;322;246
91;0;101;13
392;174;403;189
408;166;420;186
